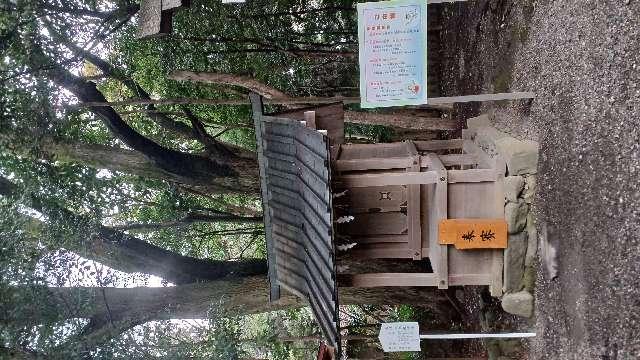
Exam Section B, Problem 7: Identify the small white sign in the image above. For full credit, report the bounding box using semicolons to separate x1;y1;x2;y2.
378;322;421;352
222;0;245;3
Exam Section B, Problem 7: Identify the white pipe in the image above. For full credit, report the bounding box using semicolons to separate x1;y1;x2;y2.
419;332;536;339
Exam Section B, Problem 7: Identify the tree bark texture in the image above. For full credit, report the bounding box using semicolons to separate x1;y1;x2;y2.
0;132;259;195
4;276;450;328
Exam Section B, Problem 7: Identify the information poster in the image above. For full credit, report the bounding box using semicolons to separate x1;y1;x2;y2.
357;0;428;108
378;322;421;352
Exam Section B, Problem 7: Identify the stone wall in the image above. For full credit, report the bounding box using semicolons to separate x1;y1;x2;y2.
465;114;539;318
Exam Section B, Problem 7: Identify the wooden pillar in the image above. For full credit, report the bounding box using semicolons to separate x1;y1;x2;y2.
426;153;449;289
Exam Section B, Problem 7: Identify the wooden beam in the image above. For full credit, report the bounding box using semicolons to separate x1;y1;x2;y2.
334;157;413;171
339;273;438;287
338;171;438;187
427;92;536;105
406;142;422;260
414;139;464;152
73;92;534;108
249;93;281;301
426;153;449;289
446;169;498;183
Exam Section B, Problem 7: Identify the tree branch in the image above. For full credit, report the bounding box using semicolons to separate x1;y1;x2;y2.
23;40;259;193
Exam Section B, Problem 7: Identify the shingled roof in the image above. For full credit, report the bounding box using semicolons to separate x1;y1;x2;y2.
250;94;341;353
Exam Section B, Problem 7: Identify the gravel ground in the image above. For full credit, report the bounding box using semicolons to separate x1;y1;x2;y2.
439;0;640;359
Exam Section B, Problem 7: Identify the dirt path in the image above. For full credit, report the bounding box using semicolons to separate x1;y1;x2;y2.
439;0;640;358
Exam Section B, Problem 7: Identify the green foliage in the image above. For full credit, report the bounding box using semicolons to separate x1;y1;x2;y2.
0;0;415;358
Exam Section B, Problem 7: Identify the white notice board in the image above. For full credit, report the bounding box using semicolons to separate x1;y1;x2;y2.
357;0;428;108
379;322;421;352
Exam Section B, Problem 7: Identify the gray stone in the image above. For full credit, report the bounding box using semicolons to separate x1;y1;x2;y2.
525;213;538;267
504;176;525;202
467;114;492;130
523;174;537;204
501;290;534;318
504;232;527;292
494;137;539;175
505;200;528;234
474;126;509;159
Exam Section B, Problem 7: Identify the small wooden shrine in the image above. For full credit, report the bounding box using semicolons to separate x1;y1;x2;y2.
251;94;507;356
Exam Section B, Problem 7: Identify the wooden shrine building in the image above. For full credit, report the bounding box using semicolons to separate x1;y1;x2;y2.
251;94;507;356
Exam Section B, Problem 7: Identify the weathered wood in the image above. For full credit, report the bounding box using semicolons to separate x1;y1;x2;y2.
339;171;438;187
344;111;457;130
426;92;536;104
447;169;498;183
414;139;464;152
426;153;448;289
339;142;410;160
304;111;317;129
340;212;407;235
339;185;407;212
335;157;412;171
339;273;437;287
75;92;534;108
250;93;281;301
406;142;422;260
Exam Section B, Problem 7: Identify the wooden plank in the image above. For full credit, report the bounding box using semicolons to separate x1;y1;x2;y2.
339;212;407;235
426;153;448;289
304;111;317;129
339;273;437;287
342;185;407;213
351;235;409;244
448;274;492;286
426;92;536;105
339;171;438;187
414;139;464;152
439;219;508;249
339;142;409;160
447;169;497;183
340;273;492;288
406;141;421;260
334;157;413;171
349;246;415;259
250;93;281;301
491;157;506;297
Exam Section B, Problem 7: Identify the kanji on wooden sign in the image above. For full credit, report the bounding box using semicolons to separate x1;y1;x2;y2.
439;219;508;249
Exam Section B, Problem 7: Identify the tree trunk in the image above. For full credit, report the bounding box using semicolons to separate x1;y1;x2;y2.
24;42;259;194
0;176;267;285
4;276;450;328
0;132;258;194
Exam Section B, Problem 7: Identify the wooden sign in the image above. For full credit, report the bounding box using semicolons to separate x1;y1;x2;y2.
379;322;421;352
357;0;428;108
439;219;508;249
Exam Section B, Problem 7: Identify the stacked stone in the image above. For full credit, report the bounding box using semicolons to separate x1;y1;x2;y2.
466;114;539;318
